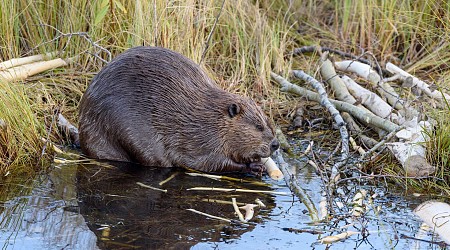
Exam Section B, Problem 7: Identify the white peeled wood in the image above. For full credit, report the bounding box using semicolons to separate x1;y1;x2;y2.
387;120;435;177
386;62;450;101
263;157;283;180
341;76;403;124
0;51;57;70
0;58;72;82
414;200;450;244
334;60;403;110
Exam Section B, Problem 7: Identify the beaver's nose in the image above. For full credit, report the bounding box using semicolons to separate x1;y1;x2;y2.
270;139;280;153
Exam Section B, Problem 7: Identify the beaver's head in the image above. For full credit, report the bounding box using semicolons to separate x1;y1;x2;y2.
220;97;279;166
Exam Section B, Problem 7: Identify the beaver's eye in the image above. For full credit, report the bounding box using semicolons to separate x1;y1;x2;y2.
256;124;264;131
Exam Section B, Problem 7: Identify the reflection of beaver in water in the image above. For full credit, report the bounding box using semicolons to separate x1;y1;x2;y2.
78;46;279;173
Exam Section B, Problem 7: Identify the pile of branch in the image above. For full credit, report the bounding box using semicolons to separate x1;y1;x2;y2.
273;46;449;178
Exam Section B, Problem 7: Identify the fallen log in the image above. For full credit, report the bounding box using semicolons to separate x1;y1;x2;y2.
0;51;58;70
334;60;404;110
386;62;450;101
270;72;399;132
414;200;450;244
0;57;75;82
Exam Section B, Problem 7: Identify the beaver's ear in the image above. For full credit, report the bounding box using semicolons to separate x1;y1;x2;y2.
228;103;241;118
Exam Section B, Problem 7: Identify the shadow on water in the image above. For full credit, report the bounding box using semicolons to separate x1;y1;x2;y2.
76;161;276;249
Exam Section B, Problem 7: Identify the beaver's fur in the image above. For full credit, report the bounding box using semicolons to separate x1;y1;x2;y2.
78;46;279;173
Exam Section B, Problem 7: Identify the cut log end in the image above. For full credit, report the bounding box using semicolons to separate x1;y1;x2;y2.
263;157;284;181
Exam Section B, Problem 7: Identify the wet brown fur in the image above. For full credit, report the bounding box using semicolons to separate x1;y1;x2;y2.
78;46;277;173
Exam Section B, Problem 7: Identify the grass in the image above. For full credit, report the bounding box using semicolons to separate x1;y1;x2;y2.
0;0;450;193
0;79;52;180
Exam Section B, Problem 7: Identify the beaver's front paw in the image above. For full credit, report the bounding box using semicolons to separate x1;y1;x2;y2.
245;162;266;176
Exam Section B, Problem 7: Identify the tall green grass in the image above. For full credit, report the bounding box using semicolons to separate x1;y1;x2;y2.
0;79;50;179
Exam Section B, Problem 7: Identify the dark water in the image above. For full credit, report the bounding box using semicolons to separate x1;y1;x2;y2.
0;154;446;249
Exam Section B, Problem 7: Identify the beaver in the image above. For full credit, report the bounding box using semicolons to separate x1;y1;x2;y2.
78;46;279;174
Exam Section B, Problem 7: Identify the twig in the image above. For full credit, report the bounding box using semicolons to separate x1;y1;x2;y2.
283;227;325;235
136;182;167;193
232;198;246;222
201;198;245;206
186;172;268;186
158;173;178;186
200;0;226;64
30;23;111;63
360;125;405;160
186;208;232;223
187;187;289;195
292;70;349;171
274;149;319;221
255;198;266;208
400;234;448;248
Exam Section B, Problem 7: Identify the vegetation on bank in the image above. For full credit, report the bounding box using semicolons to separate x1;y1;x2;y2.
0;0;449;192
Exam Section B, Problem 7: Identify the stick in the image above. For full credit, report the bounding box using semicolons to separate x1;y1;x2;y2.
360;126;404;160
262;157;283;180
386;62;450;101
187;187;289;195
0;51;58;70
136;182;167;193
293;45;383;74
232;198;246;222
274;149;319;221
0;57;75;82
334;60;404;110
159;173;178;186
341;112;379;148
320;55;357;105
186;209;232;223
292;70;349;167
270;72;399;132
239;204;258;222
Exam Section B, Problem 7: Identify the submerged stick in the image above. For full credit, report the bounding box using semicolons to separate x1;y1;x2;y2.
274;149;319;221
136;182;168;193
186;208;232;223
239;204;258;222
186;172;268;186
159;173;178;186
187;187;289;195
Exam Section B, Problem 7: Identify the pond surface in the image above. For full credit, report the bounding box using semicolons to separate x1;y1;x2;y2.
0;151;445;249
